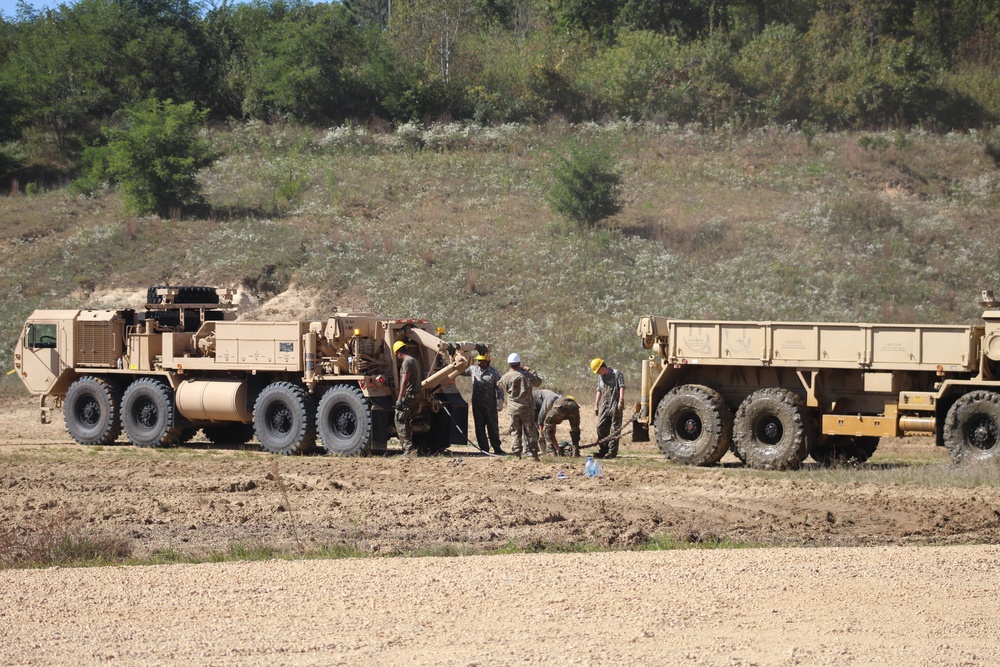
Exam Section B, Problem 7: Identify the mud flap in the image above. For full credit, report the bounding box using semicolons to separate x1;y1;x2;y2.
368;395;393;454
631;416;650;442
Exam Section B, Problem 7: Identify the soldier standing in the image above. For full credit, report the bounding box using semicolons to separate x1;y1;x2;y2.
464;354;506;455
498;352;542;461
591;357;625;459
394;340;423;456
534;389;582;457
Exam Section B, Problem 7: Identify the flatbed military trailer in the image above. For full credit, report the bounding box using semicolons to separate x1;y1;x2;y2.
632;290;1000;469
13;286;489;456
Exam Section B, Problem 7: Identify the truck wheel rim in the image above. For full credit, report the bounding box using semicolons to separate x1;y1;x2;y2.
755;416;784;445
331;406;357;437
268;404;293;435
80;398;101;426
967;416;998;451
137;400;158;428
677;413;702;440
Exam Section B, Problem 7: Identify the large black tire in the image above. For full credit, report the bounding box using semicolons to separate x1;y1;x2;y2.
733;388;808;470
810;435;879;466
317;385;372;456
653;384;733;466
943;390;1000;464
121;378;183;448
253;382;316;455
64;376;122;446
202;423;255;446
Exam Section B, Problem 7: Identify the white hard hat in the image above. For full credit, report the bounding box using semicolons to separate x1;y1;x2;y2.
507;352;521;364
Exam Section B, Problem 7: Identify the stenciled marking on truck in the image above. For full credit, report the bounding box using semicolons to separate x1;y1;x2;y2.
723;329;755;355
681;332;713;355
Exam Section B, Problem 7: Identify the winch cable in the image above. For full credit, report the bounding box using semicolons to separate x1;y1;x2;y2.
433;396;506;458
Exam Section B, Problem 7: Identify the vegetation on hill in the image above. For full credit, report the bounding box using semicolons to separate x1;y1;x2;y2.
1;0;999;190
2;122;999;396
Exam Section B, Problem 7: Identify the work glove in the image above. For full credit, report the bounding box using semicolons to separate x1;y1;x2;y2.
395;400;404;411
594;406;599;417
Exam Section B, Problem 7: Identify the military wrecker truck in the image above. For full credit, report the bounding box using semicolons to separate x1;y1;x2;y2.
632;290;1000;469
13;286;489;456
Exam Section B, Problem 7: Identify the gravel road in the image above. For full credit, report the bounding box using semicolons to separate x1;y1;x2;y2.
3;546;999;666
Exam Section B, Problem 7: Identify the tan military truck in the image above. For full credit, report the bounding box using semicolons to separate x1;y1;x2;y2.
13;286;489;456
633;290;1000;469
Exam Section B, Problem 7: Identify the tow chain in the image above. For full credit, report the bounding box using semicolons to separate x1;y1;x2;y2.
437;393;635;458
574;421;633;453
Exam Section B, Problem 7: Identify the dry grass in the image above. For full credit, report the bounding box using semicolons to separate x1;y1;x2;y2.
2;122;999;393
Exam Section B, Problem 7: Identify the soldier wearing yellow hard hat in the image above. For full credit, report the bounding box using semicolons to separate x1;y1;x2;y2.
591;357;625;459
461;352;505;455
534;389;582;457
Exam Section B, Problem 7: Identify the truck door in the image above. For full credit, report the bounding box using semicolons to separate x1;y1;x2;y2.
18;321;64;394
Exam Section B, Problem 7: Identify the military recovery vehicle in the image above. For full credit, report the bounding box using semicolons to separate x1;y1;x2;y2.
633;290;1000;469
13;286;489;455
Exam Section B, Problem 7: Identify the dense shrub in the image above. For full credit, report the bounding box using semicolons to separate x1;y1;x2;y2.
736;24;811;123
548;140;622;227
76;97;216;216
576;30;684;120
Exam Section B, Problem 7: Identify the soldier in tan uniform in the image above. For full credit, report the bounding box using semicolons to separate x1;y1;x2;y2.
394;340;423;456
534;389;582;457
497;352;542;461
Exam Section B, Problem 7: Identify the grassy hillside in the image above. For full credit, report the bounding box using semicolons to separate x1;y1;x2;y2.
2;122;999;395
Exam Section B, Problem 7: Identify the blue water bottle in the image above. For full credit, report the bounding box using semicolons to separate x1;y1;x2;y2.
585;456;596;478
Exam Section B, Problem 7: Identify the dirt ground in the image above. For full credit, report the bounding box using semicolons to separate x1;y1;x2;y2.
3;394;1000;664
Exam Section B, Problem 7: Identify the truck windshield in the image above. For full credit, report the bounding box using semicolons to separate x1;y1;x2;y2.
26;323;57;349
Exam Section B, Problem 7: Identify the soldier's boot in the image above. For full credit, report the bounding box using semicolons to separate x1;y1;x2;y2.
571;430;581;458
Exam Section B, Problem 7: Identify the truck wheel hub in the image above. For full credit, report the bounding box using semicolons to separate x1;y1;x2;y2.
269;406;292;434
680;415;702;439
756;417;784;445
81;400;101;425
969;417;998;450
333;408;356;436
137;402;158;427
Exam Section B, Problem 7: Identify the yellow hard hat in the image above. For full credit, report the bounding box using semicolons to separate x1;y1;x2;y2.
392;340;407;354
590;357;604;373
476;354;489;362
566;395;575;402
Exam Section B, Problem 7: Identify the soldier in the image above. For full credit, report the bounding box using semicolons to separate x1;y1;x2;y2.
591;357;625;459
498;352;542;461
394;340;423;456
534;389;582;457
463;354;506;455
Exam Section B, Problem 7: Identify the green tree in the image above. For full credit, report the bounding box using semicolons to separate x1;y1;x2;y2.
226;0;366;123
548;140;622;228
576;30;684;120
99;0;214;108
736;23;812;122
0;2;114;154
79;97;216;216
